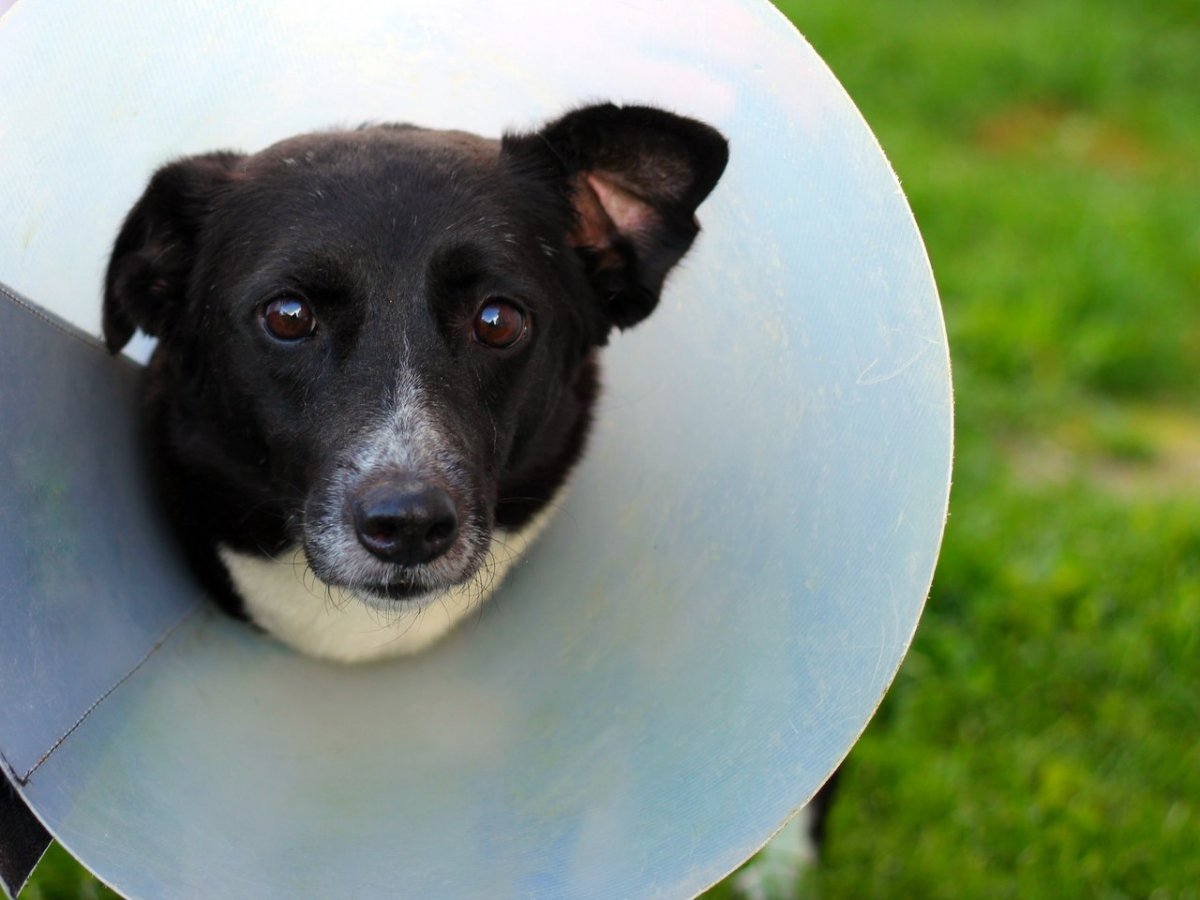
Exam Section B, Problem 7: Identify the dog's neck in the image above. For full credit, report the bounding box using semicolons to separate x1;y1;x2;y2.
218;503;557;664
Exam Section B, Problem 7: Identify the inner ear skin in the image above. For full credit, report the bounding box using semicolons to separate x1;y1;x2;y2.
501;103;728;333
569;171;662;251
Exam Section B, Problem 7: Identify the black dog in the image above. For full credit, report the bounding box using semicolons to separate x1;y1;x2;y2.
103;104;727;662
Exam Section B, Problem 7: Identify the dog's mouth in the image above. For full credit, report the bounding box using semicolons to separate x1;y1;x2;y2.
298;551;457;605
356;578;436;602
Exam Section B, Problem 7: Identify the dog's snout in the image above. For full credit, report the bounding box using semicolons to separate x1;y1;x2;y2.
351;481;459;566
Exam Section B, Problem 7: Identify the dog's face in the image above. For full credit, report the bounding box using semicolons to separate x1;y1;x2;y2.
103;105;727;622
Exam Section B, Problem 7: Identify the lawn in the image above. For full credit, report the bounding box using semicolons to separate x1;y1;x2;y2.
18;0;1200;896
715;0;1200;896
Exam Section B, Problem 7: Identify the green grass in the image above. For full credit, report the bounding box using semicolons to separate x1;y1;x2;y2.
20;0;1200;896
722;0;1200;896
17;845;119;900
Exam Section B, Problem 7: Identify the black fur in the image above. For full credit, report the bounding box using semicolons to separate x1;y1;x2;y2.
103;104;728;618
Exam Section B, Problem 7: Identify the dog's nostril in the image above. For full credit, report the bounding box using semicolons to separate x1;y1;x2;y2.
425;521;454;544
352;483;459;567
362;519;401;544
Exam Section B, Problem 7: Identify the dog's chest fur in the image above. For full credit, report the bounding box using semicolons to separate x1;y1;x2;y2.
219;504;556;663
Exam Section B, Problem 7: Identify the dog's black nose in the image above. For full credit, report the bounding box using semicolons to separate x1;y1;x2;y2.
351;482;459;566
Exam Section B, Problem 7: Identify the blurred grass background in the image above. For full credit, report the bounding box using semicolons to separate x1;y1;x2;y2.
724;0;1200;896
19;0;1200;896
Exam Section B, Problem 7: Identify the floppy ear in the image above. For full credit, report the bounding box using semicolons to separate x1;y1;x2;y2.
103;152;243;352
503;104;728;330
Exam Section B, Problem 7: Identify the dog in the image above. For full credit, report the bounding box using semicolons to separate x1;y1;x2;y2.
102;103;728;663
101;103;843;891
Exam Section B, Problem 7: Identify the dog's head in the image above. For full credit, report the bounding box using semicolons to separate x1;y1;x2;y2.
104;104;727;612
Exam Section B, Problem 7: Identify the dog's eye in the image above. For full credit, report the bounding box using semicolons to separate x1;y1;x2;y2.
261;297;317;341
472;299;528;349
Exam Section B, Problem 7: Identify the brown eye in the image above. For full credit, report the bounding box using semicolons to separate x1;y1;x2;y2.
262;297;317;341
472;299;528;349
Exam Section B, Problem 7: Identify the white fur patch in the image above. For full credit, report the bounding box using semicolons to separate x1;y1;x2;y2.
218;504;557;664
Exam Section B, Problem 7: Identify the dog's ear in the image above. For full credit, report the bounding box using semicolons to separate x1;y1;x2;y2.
103;152;243;352
503;104;728;330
